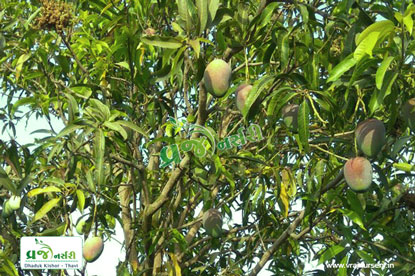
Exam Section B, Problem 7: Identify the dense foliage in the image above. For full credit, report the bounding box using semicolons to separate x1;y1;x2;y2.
1;0;415;275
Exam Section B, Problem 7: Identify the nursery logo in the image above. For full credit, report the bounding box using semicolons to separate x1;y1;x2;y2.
21;237;82;269
160;118;263;168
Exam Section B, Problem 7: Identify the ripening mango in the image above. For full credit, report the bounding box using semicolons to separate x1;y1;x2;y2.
203;59;232;97
282;104;299;131
343;157;373;192
76;217;91;235
235;84;253;112
402;98;415;131
202;208;223;238
355;118;385;158
1;201;13;218
83;236;104;263
8;196;21;210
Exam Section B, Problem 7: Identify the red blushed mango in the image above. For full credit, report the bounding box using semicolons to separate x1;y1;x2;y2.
204;59;232;97
402;98;415;131
344;157;373;192
235;84;253;112
355;118;385;158
83;236;104;262
202;208;223;238
282;104;299;131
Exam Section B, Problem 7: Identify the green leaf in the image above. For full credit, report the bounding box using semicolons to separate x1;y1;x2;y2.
94;129;105;187
208;0;220;23
297;99;310;152
141;36;184;49
318;245;345;265
56;122;85;139
298;4;309;24
70;86;92;99
337;254;349;276
338;209;367;230
404;14;414;35
28;186;61;197
65;93;79;123
189;39;200;58
257;2;279;28
369;71;398;114
280;32;289;69
354;31;379;61
393;162;414;172
76;190;85;213
104;121;128;140
196;0;208;34
32;197;61;223
15;53;31;81
38;223;66;236
116;120;148;138
376;56;394;90
89;99;111;121
355;20;394;45
267;89;296;117
177;0;194;32
0;167;16;194
0;34;5;51
242;75;275;119
115;61;130;71
327;54;357;82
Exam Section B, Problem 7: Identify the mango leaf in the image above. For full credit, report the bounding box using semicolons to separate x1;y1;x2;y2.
257;2;279;28
169;253;182;276
404;14;414;34
327;54;357;83
70;86;92;99
115;61;130;71
28;186;61;197
337;254;349;276
318;245;345;265
196;0;208;34
369;71;398;114
76;190;85;213
104;121;128;140
94;129;105;187
10;97;36;116
116;120;148;138
280;171;290;218
55;122;85;139
188;39;200;58
177;0;192;32
297;99;310;152
393;163;414;172
355;20;394;45
0;167;16;194
89;99;111;121
208;0;220;22
338;209;366;230
354;31;379;61
32;197;61;223
15;53;31;81
242;75;275;119
38;223;66;236
376;56;394;89
141;36;184;49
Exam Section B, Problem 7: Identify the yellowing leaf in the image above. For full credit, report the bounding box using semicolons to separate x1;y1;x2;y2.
28;186;61;197
280;176;289;218
15;53;31;81
33;197;61;223
168;253;182;276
